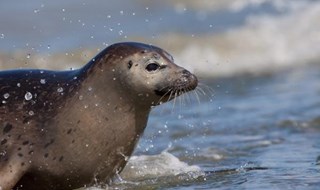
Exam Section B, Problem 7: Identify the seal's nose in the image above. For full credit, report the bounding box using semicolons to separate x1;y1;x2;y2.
182;69;191;76
181;69;198;90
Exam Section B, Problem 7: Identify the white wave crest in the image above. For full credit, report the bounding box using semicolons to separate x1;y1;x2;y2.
120;151;201;180
173;1;320;77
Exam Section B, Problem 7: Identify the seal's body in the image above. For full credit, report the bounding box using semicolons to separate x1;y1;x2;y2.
0;42;198;190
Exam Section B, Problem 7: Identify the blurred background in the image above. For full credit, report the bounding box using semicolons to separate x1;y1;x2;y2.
1;0;320;189
1;0;319;77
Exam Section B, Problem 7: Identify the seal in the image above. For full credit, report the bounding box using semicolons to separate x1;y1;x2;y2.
0;42;198;190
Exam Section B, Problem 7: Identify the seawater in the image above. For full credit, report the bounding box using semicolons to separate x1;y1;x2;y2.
101;65;320;190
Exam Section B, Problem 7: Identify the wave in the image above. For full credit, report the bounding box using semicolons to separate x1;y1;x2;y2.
163;0;320;77
81;151;202;190
165;0;311;12
1;0;319;78
120;151;202;180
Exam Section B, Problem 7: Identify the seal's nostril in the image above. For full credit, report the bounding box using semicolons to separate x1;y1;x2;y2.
182;69;191;76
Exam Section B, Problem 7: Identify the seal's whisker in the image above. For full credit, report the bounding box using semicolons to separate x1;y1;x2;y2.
190;92;194;105
181;89;186;107
171;90;179;112
186;89;192;103
167;90;174;102
178;90;183;110
178;89;182;103
158;86;168;92
169;91;175;111
198;82;214;96
165;90;175;111
196;86;208;96
194;85;214;102
157;90;174;114
188;90;194;105
182;88;190;105
157;88;173;105
193;89;202;105
174;90;179;110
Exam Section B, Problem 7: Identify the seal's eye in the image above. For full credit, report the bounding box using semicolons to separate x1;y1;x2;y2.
146;63;160;72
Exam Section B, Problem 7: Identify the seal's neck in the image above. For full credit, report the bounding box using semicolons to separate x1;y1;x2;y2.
78;62;151;130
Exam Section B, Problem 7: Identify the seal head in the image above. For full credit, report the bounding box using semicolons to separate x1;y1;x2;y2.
84;42;198;106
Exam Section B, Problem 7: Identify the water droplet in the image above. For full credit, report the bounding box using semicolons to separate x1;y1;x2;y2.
2;100;6;104
25;92;33;101
79;95;83;100
107;15;111;19
62;8;65;12
113;78;116;81
40;79;46;84
26;54;31;59
88;87;93;91
28;111;34;116
57;87;64;93
0;34;4;39
120;10;124;15
85;144;89;147
33;9;40;13
3;93;10;99
17;83;21;87
73;76;78;80
84;105;88;109
47;45;51;49
118;30;123;36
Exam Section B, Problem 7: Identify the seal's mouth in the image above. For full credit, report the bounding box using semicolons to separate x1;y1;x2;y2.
154;70;198;98
154;87;171;97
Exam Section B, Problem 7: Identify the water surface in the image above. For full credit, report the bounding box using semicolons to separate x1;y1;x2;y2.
105;65;320;190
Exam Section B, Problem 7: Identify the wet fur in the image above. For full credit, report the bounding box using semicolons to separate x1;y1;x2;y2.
0;42;197;190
